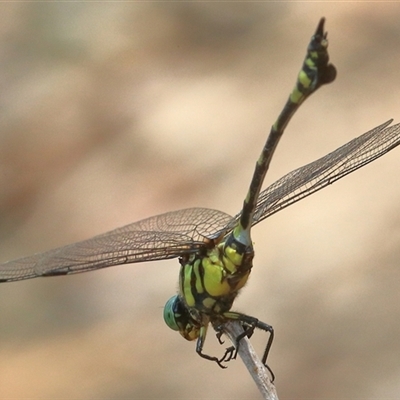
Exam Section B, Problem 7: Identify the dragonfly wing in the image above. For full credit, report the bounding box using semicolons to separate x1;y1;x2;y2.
109;207;233;240
233;120;400;226
0;207;233;282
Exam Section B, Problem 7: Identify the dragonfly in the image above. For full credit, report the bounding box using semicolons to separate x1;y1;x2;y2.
1;19;400;375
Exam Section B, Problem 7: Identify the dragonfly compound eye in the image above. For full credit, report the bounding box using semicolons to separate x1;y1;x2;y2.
163;295;180;331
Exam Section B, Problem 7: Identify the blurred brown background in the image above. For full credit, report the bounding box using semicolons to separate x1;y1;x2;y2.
1;3;400;399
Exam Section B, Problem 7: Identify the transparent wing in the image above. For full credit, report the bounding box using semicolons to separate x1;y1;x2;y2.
0;208;233;282
243;120;400;226
2;120;400;282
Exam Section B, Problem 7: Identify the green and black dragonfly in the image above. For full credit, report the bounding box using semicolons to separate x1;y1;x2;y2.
1;19;400;372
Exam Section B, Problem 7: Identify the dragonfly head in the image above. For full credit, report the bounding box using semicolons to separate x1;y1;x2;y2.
163;295;200;341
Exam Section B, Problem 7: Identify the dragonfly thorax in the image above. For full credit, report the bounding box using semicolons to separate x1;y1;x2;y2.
179;234;253;314
163;233;254;341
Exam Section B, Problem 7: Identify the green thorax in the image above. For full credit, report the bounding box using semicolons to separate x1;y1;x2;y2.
179;231;254;316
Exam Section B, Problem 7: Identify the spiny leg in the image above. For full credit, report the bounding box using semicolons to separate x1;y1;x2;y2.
213;324;240;363
199;321;262;367
221;312;275;379
195;324;228;369
216;321;260;363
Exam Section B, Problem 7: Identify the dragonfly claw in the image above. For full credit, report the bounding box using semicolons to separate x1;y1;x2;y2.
220;345;238;364
216;329;225;345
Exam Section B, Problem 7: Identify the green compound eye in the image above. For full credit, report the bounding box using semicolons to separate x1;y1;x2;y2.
163;295;179;331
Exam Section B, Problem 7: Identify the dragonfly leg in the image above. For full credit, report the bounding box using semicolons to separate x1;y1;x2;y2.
215;323;250;345
215;328;225;345
215;322;251;343
219;345;237;363
195;325;228;369
218;322;256;363
197;323;251;368
212;325;238;363
258;320;275;382
222;312;275;381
